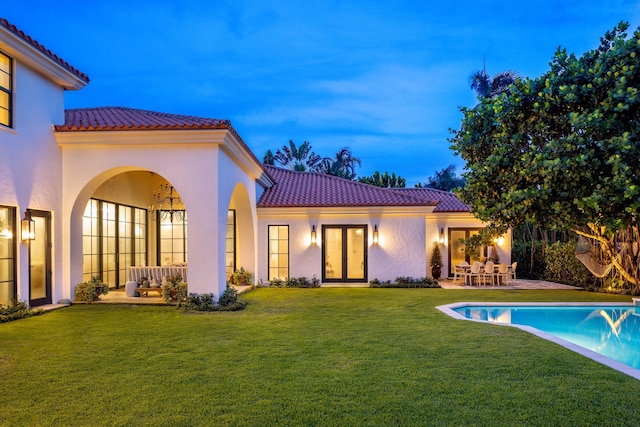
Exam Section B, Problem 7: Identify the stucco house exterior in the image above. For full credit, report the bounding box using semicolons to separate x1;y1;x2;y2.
0;18;510;307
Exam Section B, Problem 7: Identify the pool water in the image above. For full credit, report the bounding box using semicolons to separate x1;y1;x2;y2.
451;304;640;372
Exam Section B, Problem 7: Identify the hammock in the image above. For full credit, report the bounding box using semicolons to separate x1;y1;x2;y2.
574;236;615;278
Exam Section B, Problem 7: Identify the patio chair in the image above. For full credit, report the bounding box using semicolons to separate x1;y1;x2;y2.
508;262;518;283
453;261;469;283
497;262;509;285
482;261;496;286
466;262;482;286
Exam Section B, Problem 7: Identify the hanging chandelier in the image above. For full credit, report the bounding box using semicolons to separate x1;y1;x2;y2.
149;183;185;223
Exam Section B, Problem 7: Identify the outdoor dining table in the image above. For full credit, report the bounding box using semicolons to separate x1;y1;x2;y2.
456;263;506;286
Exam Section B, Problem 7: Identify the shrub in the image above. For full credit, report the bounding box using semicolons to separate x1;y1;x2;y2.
262;277;321;288
162;275;188;305
0;299;43;323
512;240;546;279
369;277;441;288
181;287;248;312
544;240;593;287
74;275;108;303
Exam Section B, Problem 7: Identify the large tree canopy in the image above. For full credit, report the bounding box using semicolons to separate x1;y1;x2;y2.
450;22;640;287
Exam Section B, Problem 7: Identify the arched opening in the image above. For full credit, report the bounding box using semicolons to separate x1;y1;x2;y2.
70;169;187;290
226;183;255;284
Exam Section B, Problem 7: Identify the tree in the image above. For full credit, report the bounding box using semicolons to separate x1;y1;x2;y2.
469;68;519;98
262;149;275;165
318;147;361;180
416;164;465;191
273;140;323;171
450;22;640;290
358;171;406;188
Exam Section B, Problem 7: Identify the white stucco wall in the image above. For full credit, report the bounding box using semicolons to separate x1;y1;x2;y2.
0;61;66;304
257;208;431;284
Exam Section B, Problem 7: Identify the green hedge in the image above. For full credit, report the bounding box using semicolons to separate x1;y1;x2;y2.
543;241;592;287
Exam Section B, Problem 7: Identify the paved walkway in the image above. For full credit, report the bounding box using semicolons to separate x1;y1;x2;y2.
439;278;580;290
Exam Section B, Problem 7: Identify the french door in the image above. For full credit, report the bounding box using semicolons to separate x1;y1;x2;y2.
322;225;367;283
29;210;51;306
448;228;483;276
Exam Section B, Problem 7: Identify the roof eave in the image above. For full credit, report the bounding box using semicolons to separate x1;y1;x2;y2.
0;25;88;90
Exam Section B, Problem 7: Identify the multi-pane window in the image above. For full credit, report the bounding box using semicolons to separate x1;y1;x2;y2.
158;212;187;265
226;210;236;280
0;52;12;127
83;199;147;287
268;225;289;280
0;206;16;305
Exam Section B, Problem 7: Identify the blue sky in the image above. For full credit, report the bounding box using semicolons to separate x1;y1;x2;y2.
5;1;640;185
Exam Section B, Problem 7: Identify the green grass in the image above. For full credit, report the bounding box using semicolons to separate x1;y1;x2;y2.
1;289;639;426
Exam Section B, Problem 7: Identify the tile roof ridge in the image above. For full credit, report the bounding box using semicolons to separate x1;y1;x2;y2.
0;17;90;83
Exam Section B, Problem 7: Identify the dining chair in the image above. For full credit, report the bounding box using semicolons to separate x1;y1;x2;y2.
453;261;469;283
497;262;509;285
508;261;518;283
482;261;496;286
466;262;482;286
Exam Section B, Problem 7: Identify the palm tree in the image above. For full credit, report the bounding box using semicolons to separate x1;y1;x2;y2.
417;164;466;191
273;140;323;171
318;147;361;180
469;68;519;98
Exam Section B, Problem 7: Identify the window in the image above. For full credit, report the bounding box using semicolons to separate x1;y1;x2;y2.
0;206;16;305
158;212;187;265
322;225;367;282
268;225;289;280
82;199;147;287
226;210;236;280
448;228;485;276
0;51;12;127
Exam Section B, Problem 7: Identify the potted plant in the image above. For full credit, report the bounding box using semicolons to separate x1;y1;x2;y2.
162;274;188;304
430;242;443;280
232;267;254;286
74;275;108;303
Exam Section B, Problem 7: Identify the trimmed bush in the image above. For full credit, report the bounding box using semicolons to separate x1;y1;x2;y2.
0;299;43;323
181;287;247;312
263;277;321;288
370;277;441;288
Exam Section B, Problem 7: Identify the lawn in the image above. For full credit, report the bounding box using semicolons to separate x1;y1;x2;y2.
1;288;639;426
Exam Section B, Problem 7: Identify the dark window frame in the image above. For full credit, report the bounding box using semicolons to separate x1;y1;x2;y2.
0;50;13;128
0;205;16;305
267;225;289;281
321;225;368;283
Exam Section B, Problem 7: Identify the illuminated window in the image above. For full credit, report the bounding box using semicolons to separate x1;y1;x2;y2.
0;206;16;305
268;225;289;280
226;210;236;280
158;212;187;265
0;51;12;127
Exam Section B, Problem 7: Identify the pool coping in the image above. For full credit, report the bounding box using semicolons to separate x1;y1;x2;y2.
436;302;640;381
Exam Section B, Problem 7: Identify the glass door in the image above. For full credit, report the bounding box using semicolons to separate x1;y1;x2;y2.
29;210;51;306
322;225;367;283
448;228;483;276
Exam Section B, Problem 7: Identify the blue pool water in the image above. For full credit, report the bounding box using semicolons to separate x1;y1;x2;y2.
451;304;640;372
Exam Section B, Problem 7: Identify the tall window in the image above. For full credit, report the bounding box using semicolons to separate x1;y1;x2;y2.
158;212;187;265
268;225;289;280
0;206;16;305
0;52;12;128
448;228;485;276
83;199;147;287
226;210;236;280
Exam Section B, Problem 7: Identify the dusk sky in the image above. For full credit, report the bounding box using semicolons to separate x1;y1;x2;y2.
5;1;640;185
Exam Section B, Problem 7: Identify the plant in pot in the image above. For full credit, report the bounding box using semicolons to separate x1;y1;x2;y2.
232;267;254;286
74;275;108;303
430;242;443;280
162;274;187;304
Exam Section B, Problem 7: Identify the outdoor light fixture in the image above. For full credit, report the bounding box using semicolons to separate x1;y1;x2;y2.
439;228;445;245
21;211;35;241
493;236;505;245
311;225;317;245
373;225;379;245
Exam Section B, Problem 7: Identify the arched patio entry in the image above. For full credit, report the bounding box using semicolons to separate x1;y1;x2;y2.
225;183;256;283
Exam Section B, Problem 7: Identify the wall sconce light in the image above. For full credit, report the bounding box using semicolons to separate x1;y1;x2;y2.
438;228;445;245
21;211;35;241
373;225;379;245
311;225;317;245
493;236;505;246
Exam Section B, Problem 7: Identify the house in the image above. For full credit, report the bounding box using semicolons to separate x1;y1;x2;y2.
0;18;510;307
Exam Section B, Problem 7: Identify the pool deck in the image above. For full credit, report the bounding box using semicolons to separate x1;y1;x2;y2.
439;278;580;290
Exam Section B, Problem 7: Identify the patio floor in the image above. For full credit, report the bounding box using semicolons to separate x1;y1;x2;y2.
439;278;580;290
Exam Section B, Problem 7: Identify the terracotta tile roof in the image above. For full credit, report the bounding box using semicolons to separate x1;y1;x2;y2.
0;17;89;83
257;165;437;208
55;106;264;168
391;188;471;212
56;106;233;131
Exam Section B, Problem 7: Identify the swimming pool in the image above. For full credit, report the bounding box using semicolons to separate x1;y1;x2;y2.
437;302;640;380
